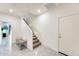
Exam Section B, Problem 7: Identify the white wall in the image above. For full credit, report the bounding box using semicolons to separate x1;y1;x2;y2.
21;19;33;50
28;4;79;52
0;13;21;43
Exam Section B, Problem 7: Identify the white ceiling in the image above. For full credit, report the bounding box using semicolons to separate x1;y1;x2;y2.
0;3;49;17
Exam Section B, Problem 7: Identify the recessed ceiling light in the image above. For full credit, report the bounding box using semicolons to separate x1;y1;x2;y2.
37;9;41;13
9;9;13;13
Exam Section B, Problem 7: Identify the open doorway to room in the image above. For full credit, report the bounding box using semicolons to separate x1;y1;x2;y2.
0;21;12;55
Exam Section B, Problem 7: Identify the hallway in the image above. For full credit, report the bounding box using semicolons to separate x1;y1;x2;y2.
0;3;79;56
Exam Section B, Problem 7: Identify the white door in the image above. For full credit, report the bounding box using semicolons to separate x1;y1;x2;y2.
59;15;79;56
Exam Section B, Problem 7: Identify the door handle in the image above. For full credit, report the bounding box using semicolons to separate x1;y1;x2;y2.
58;34;61;38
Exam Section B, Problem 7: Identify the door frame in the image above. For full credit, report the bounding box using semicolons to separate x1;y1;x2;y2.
58;13;79;56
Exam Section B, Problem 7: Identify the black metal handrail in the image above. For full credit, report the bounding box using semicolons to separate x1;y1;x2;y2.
23;18;34;34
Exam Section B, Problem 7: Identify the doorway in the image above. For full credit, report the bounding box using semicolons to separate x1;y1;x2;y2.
0;21;12;54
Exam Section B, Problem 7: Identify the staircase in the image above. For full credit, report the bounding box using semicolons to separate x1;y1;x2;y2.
33;33;41;49
23;18;41;49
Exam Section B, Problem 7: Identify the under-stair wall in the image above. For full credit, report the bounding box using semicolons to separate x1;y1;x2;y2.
21;18;33;50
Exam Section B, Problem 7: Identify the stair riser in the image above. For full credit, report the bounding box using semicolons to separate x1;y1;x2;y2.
33;38;38;40
33;43;41;49
33;35;36;37
33;40;39;44
33;39;38;42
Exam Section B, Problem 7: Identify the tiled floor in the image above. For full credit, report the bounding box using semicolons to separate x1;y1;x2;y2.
0;44;64;56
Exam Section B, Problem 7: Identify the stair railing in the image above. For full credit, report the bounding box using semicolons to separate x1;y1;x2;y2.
23;18;34;35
